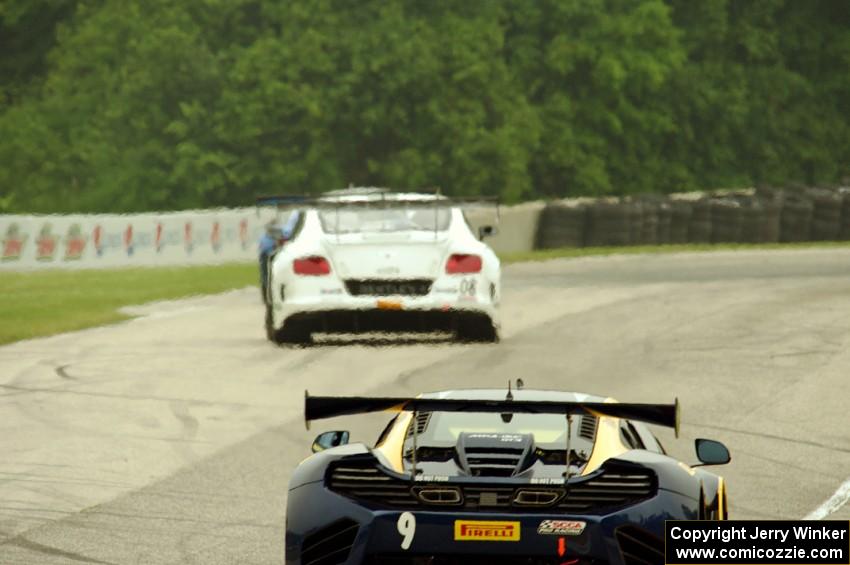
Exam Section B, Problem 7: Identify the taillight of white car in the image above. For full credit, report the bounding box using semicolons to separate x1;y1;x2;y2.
293;256;331;275
445;254;482;274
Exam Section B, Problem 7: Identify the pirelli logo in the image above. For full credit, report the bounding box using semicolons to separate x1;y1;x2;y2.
454;520;521;541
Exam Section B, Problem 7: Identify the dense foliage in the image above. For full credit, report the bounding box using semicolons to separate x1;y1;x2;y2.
1;0;848;213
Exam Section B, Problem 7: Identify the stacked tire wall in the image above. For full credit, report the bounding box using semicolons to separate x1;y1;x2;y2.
535;186;850;249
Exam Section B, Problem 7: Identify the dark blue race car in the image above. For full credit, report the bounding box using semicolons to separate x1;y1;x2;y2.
286;388;731;565
259;211;301;303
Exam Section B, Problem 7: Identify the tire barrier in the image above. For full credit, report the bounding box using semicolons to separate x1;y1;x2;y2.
688;198;712;243
710;198;743;243
755;187;783;243
808;187;842;241
628;201;645;246
735;196;766;243
585;200;632;247
533;185;850;250
656;201;672;245
640;202;659;245
840;188;850;240
535;202;587;249
668;200;692;244
780;192;814;242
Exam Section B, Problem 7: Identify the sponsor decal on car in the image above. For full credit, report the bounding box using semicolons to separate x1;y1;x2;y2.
413;475;449;482
358;280;427;295
537;520;586;536
64;223;87;260
467;433;523;442
454;520;520;542
433;286;459;294
530;477;565;485
2;223;27;261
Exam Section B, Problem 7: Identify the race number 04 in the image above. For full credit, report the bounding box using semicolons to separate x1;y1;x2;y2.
460;278;477;296
397;511;416;550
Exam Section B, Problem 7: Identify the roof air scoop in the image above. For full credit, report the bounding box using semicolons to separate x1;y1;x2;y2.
455;432;534;477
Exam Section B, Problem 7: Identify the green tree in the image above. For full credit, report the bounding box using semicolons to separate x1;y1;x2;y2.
1;0;849;213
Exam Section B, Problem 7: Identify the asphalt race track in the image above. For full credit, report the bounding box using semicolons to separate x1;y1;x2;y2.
2;249;849;564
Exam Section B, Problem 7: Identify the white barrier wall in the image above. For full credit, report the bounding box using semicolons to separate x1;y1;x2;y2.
0;203;544;271
465;201;545;254
0;208;280;270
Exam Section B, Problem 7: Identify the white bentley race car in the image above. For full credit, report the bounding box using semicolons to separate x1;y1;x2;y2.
261;189;501;345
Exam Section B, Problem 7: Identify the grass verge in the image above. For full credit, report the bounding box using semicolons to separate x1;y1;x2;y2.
0;263;256;345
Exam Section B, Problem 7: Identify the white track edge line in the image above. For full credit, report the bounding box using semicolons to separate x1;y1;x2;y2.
803;478;850;520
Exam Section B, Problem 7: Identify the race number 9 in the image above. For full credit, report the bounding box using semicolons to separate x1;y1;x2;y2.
397;511;416;550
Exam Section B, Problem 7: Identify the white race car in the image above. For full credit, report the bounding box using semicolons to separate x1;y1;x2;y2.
262;189;501;345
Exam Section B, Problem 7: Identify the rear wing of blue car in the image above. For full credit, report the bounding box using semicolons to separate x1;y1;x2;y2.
304;391;680;437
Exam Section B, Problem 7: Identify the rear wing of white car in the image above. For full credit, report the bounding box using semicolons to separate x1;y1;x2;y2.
254;190;500;211
255;189;501;238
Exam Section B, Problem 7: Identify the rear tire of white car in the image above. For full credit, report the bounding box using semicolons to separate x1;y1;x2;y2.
264;304;276;342
277;322;312;346
456;317;499;344
266;307;312;346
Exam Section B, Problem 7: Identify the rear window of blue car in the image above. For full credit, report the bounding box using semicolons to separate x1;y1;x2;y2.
412;411;596;451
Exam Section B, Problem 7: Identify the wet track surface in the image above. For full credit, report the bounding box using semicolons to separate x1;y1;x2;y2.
1;249;849;563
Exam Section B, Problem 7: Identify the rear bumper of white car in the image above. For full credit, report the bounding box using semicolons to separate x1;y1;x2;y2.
276;307;497;336
271;274;499;333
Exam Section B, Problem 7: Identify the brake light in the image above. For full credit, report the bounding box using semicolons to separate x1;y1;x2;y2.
445;254;482;274
293;256;331;275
